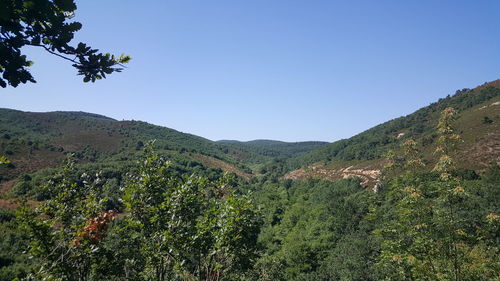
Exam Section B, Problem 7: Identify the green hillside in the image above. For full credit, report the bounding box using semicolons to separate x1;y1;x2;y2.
0;109;331;202
0;109;262;200
0;108;227;159
217;139;328;166
285;81;500;185
1;81;499;281
1;80;498;193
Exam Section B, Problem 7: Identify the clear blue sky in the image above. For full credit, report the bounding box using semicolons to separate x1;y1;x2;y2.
2;0;499;142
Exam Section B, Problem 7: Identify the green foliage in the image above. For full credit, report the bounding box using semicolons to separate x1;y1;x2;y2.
1;86;499;281
374;108;499;281
246;106;499;280
482;116;493;124
14;146;261;281
293;86;500;168
0;108;252;187
250;178;377;281
123;144;261;281
0;155;10;165
17;158;119;281
217;140;328;167
0;208;31;281
375;172;499;280
0;0;130;87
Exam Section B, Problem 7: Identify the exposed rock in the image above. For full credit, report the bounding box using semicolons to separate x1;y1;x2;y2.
284;162;383;189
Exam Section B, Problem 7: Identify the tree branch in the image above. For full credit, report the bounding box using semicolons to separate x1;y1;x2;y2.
27;43;78;64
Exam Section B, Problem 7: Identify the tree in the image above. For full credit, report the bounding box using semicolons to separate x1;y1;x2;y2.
17;158;118;281
124;144;261;281
18;145;261;281
0;0;130;88
376;108;499;281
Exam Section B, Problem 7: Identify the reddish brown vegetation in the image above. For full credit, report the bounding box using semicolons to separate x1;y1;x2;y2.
73;210;117;247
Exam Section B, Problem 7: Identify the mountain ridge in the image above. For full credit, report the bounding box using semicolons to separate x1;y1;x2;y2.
0;109;328;193
1;80;499;193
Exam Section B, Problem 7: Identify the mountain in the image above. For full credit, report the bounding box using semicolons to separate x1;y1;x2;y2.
0;109;330;201
1;81;499;281
1;80;499;193
0;109;259;198
216;139;328;167
285;80;500;186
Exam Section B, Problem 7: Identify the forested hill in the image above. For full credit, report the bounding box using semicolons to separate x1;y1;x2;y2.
217;139;328;164
0;108;221;155
0;108;258;185
2;79;499;188
0;109;328;186
1;83;499;281
285;80;500;185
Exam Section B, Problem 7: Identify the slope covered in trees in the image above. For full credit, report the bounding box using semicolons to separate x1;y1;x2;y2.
217;139;328;167
0;108;330;204
0;109;263;211
295;81;500;165
285;81;500;184
0;80;499;280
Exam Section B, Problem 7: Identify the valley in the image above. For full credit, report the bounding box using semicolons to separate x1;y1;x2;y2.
1;80;499;281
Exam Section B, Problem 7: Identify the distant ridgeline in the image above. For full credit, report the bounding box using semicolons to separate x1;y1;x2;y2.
216;139;328;165
1;80;499;190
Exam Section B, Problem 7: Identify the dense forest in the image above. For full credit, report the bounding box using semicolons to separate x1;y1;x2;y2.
0;80;499;280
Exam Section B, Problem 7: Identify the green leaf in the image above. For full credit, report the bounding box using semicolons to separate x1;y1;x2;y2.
54;0;77;12
0;156;10;165
118;54;131;64
31;36;41;45
67;22;82;32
